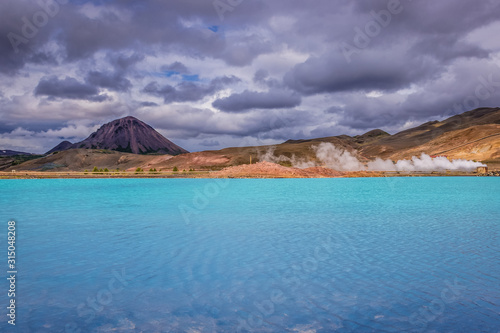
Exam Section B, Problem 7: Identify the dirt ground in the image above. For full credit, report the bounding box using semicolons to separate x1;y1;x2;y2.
1;161;487;179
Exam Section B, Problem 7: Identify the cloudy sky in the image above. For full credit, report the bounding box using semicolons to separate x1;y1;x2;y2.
1;0;500;153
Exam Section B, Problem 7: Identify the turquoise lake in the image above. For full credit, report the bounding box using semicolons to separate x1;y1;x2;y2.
0;177;499;332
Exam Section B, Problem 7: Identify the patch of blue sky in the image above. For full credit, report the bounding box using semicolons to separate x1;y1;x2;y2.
149;71;199;81
208;25;219;33
181;74;200;82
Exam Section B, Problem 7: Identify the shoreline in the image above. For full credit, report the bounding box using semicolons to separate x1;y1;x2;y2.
0;171;491;179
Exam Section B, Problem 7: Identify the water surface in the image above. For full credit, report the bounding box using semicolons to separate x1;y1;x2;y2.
0;177;498;332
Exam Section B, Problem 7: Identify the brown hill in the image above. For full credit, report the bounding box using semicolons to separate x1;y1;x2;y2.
5;149;172;172
211;161;344;178
359;107;500;159
389;124;500;161
140;135;363;172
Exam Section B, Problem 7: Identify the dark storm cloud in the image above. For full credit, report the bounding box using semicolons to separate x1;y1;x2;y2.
108;52;145;71
2;0;500;152
324;106;343;114
334;62;500;131
139;101;158;108
86;71;132;92
253;69;282;89
161;62;189;74
0;1;45;74
143;75;240;103
218;34;274;67
0;0;270;73
50;0;271;66
284;50;437;95
410;37;490;63
284;0;499;95
199;139;220;147
253;69;269;83
212;90;302;112
348;0;500;42
3;0;498;74
147;107;315;140
27;51;58;65
83;52;142;92
34;76;109;102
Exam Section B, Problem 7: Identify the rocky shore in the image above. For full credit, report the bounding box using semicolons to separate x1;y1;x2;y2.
478;171;500;177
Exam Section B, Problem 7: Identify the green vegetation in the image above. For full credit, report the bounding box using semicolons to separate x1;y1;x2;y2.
40;163;66;171
93;166;99;172
135;167;143;173
104;168;109;172
173;166;178;172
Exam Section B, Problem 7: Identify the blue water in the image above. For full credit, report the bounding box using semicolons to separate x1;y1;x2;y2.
0;177;499;332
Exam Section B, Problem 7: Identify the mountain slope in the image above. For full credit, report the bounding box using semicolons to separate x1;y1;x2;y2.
71;116;188;155
387;124;500;161
359;107;500;158
46;141;73;154
3;149;173;172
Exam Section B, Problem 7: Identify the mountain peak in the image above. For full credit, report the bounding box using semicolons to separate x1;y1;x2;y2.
114;116;142;124
46;141;73;154
76;116;188;155
47;116;188;155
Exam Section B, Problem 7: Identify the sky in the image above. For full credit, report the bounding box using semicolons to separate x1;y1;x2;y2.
1;0;500;154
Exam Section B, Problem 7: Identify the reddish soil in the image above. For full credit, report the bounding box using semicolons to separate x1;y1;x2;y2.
210;161;344;178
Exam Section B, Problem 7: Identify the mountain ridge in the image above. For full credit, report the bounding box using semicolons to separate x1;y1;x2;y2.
3;107;499;172
0;149;33;156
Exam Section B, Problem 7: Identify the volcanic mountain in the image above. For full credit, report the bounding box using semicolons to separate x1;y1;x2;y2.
50;116;188;155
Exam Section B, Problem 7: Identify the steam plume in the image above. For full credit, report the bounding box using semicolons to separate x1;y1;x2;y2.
259;143;486;172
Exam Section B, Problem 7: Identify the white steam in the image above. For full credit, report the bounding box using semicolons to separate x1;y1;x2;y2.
313;142;365;171
259;142;486;172
367;154;486;172
257;147;316;168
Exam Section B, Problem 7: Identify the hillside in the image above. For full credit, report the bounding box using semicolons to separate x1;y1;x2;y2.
359;107;500;159
5;149;173;172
